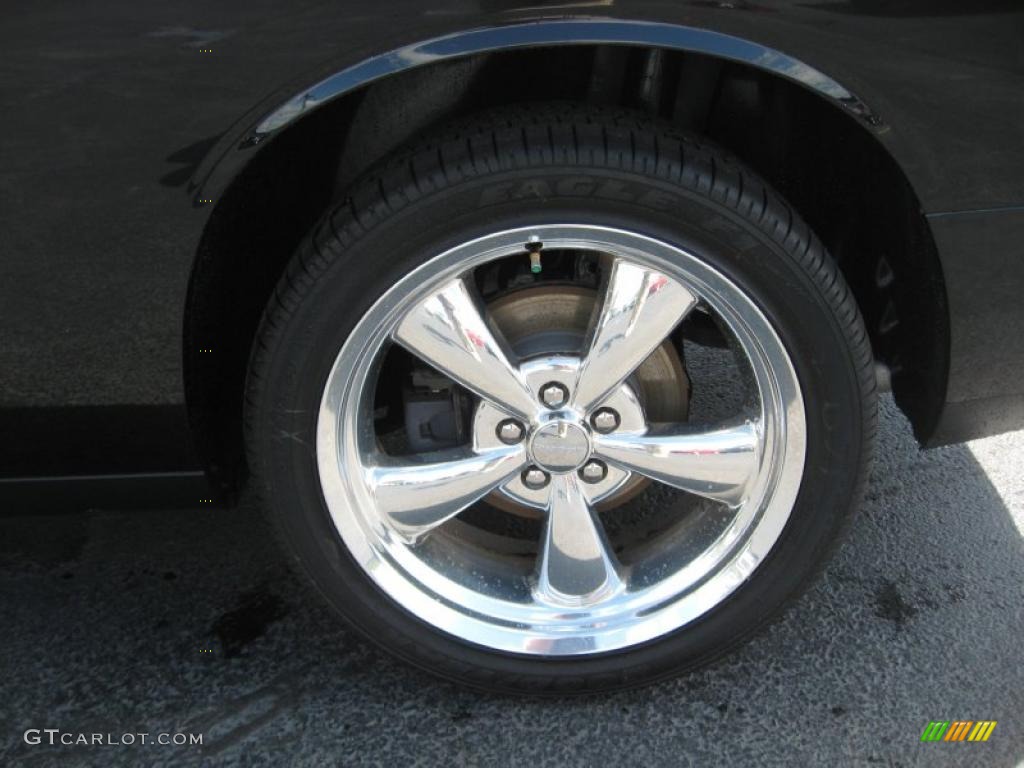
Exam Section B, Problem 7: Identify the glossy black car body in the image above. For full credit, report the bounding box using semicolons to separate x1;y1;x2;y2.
3;0;1023;511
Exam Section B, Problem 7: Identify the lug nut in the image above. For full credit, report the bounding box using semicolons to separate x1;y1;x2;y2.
522;467;550;490
579;460;608;484
540;382;569;409
591;408;620;434
496;419;525;444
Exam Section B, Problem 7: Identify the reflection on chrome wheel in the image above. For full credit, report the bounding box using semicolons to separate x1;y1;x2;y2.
316;225;806;655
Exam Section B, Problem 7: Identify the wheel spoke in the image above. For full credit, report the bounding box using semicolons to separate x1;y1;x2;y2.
594;421;760;507
393;277;536;418
369;446;526;541
572;258;697;413
536;473;622;604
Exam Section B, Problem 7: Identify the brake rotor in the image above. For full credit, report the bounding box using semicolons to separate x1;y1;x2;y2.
484;284;690;517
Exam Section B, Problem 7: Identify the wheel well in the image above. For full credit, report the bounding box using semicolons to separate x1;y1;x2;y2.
185;44;948;500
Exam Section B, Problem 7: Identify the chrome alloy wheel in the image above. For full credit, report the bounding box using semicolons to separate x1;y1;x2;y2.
316;225;806;656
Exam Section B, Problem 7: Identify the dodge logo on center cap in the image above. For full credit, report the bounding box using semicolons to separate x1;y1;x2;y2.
529;421;591;472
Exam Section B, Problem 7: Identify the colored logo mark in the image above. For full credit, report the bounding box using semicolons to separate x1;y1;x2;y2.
921;721;997;742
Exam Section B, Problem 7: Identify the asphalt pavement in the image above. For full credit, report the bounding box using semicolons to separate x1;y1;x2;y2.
1;396;1022;767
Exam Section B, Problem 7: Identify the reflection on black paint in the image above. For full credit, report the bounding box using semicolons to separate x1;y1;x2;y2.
160;134;224;188
0;404;197;476
801;0;1023;17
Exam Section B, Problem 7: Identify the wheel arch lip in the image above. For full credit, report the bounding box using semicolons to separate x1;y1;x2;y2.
190;18;883;206
248;20;882;136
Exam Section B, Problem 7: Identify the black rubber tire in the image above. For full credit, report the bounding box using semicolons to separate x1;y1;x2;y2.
245;103;877;695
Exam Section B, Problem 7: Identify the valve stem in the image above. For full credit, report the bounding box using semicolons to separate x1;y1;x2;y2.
526;237;543;274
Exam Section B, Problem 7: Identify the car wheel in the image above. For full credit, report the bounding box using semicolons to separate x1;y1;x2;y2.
245;103;876;693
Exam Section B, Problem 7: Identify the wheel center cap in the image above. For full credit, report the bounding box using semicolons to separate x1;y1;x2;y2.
529;421;591;472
